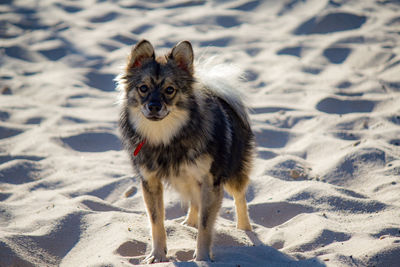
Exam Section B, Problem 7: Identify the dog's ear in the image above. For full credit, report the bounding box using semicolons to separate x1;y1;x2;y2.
127;40;155;69
170;41;193;73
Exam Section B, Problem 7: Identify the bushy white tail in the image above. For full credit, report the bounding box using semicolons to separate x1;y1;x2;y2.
195;56;249;124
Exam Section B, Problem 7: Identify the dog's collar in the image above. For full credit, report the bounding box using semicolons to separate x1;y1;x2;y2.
134;139;146;156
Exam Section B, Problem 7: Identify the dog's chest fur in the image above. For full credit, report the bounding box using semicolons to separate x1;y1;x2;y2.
140;154;212;204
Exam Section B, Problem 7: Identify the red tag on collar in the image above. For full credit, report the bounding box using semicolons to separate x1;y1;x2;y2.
134;139;146;156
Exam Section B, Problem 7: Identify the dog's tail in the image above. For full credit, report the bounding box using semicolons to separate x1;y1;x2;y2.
195;56;250;125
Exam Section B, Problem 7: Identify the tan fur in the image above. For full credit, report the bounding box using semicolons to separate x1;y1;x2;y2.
141;174;167;263
182;203;198;228
225;181;252;231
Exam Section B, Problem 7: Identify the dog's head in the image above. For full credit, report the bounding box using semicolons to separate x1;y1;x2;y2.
118;40;196;145
121;40;195;121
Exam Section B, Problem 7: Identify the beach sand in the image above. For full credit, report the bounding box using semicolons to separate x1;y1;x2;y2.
1;0;400;266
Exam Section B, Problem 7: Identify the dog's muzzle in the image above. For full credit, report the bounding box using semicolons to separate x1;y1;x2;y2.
142;101;169;121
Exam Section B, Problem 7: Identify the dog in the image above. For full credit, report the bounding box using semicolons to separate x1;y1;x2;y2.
117;40;254;263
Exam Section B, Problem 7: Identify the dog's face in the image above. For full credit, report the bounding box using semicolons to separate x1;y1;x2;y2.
122;40;195;121
119;40;196;145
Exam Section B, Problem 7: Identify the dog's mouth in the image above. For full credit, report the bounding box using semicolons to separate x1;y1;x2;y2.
144;112;169;121
141;104;169;121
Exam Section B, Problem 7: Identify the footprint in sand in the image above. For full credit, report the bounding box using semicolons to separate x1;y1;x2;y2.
131;24;153;35
55;3;82;13
296;229;351;252
230;0;261;11
323;47;351;64
245;47;262;57
336;80;352;89
254;128;292;148
38;46;68;61
99;42;120;52
0;111;10;121
115;240;147;257
302;66;323;75
0;125;23;140
174;249;195;262
85;71;117;92
25;117;44;125
111;34;138;45
4;45;39;62
57;116;88;125
0;159;42;184
245;69;259;81
248;202;313;228
215;15;241;28
277;46;302;58
293;12;367;35
316;97;375;114
89;12;119;23
11;7;48;31
60;132;121;152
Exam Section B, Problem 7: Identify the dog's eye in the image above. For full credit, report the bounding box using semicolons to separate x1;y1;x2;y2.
138;85;149;93
165;86;175;95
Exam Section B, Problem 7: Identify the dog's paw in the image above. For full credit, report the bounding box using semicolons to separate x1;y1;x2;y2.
182;218;198;228
143;249;168;264
193;249;212;262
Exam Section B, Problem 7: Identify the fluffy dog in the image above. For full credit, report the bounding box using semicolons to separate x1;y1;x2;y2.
117;40;254;263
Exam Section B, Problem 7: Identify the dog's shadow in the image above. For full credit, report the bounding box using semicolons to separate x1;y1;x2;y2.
119;227;325;266
169;240;326;266
170;231;325;266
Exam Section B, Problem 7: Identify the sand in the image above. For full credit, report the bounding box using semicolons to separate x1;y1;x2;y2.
1;0;400;266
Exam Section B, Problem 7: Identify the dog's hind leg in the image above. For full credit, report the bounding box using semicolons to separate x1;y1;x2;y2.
232;188;252;231
225;178;252;231
182;202;198;228
195;178;223;261
141;178;168;263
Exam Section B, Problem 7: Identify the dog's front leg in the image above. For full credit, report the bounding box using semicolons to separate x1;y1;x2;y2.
141;178;167;263
195;178;223;261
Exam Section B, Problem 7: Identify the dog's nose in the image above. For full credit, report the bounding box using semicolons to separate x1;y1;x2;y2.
148;102;162;113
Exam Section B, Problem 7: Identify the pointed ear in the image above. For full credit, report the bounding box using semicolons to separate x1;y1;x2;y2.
127;40;155;69
170;41;194;73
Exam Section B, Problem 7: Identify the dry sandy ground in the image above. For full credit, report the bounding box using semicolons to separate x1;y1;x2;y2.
1;0;400;266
